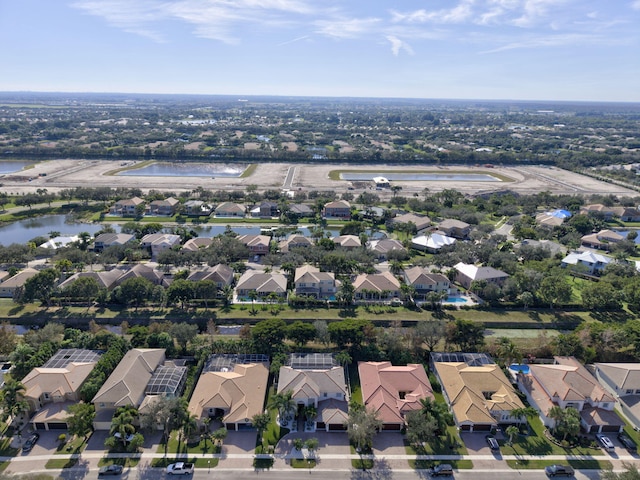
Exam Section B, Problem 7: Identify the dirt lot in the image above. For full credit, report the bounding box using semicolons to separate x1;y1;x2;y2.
0;159;635;199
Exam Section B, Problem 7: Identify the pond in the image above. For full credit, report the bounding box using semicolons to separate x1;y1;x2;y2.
0;160;35;174
340;172;501;182
0;215;118;246
0;215;385;246
118;162;247;177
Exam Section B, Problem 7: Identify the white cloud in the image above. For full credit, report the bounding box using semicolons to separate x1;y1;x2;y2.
386;35;414;56
632;0;640;10
481;32;604;53
314;17;381;39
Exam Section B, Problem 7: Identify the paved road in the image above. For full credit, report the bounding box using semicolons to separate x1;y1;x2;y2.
283;166;296;189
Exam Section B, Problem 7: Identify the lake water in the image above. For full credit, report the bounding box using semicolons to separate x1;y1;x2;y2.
0;215;386;246
0;160;35;174
0;215;119;245
118;162;247;177
340;172;501;182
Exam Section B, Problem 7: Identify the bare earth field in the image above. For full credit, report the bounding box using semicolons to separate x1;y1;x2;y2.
0;159;635;198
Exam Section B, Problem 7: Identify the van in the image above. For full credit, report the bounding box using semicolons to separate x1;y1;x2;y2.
597;434;615;452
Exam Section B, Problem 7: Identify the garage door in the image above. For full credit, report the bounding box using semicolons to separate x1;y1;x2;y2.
601;425;621;433
328;423;346;431
473;424;492;432
382;424;401;431
48;422;67;430
34;423;47;430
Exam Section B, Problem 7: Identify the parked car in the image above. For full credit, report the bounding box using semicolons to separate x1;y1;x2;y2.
485;435;500;451
429;463;454;476
113;432;135;443
596;434;615;452
98;464;124;476
22;433;40;452
545;464;575;477
617;432;637;453
166;462;195;475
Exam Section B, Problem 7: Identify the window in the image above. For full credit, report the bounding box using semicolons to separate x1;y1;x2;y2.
399;391;407;400
43;393;50;400
636;389;640;394
482;391;495;400
626;389;634;394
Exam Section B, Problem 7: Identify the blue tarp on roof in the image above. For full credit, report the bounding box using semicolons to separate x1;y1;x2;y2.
549;209;572;219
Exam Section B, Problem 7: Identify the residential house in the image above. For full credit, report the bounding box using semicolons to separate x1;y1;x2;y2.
237;234;271;256
188;354;269;431
367;239;406;261
403;266;450;302
561;251;613;275
114;264;169;287
411;233;456;253
518;356;623;433
0;268;39;298
214;202;245;218
594;363;640;429
289;203;315;218
182;237;213;252
140;233;181;257
454;262;509;290
22;349;101;431
93;233;135;252
110;197;145;216
0;271;9;284
332;235;361;250
322;200;351;220
294;265;338;300
252;201;279;218
581;229;625;251
519;239;567;257
187;264;234;290
388;212;431;232
92;348;166;430
431;352;525;432
620;208;640;222
279;235;313;253
184;200;212;217
437;219;471;239
147;197;180;216
353;271;401;303
58;270;124;291
278;353;349;432
579;204;625;221
535;212;566;228
235;271;287;300
359;361;433;430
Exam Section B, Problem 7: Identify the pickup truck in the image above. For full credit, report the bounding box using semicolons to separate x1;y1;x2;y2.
166;462;194;475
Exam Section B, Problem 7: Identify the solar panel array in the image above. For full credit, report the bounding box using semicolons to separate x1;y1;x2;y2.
145;365;188;395
430;352;494;366
288;353;336;370
42;349;102;368
204;354;269;373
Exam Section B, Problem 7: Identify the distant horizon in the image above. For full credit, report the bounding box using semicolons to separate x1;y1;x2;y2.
2;90;640;107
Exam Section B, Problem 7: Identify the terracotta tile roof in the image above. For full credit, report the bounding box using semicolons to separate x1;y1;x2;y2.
359;361;433;425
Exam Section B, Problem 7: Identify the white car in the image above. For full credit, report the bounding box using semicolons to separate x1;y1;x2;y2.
596;434;615;452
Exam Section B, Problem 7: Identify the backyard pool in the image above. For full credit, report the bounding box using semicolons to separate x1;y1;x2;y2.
509;363;530;374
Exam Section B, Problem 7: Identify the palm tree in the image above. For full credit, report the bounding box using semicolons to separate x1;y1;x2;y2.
251;413;270;448
547;406;565;435
248;290;258;313
110;411;136;448
181;414;199;446
220;285;234;308
0;377;29;428
211;427;228;447
269;390;297;424
505;425;520;445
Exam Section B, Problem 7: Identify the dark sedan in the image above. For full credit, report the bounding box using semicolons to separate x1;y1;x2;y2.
22;433;40;452
98;464;124;476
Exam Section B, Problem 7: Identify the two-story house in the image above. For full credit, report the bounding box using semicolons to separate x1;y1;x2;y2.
237;234;271;256
140;233;181;258
403;266;450;302
184;200;213;217
437;219;471;239
454;262;509;290
594;363;640;430
277;353;349;432
93;233;135;252
294;265;338;300
518;356;624;433
353;271;401;303
22;349;102;431
109;197;145;216
322;200;351;220
366;239;406;261
235;271;287;300
147;197;180;216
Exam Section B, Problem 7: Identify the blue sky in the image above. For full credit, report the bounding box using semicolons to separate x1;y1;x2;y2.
1;0;639;101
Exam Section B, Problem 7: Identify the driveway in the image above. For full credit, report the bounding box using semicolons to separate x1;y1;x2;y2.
217;431;258;469
275;430;353;470
372;432;409;469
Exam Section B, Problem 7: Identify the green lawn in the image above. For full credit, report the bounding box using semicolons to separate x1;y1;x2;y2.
53;435;87;456
291;458;316;468
498;416;602;457
350;445;374;470
97;457;140;468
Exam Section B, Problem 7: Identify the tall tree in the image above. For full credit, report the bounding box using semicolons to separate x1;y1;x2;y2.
67;402;95;440
345;403;382;453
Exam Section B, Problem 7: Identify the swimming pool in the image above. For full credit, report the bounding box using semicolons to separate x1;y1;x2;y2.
509;363;530;374
446;296;468;303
